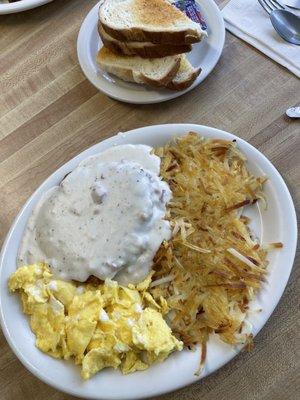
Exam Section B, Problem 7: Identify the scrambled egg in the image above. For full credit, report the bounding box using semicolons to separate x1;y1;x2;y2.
8;263;182;379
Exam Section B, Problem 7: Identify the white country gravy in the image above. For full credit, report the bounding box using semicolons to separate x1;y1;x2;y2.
18;145;172;285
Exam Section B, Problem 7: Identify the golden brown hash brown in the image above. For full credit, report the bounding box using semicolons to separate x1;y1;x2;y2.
150;133;282;356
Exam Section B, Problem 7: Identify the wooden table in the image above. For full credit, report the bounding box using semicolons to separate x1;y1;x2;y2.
0;0;299;399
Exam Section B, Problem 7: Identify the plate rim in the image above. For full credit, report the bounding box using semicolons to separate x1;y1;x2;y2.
0;0;53;14
0;124;297;399
77;0;225;104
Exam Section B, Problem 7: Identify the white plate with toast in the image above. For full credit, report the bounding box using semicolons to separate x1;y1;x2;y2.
0;124;297;399
0;0;53;14
77;0;225;104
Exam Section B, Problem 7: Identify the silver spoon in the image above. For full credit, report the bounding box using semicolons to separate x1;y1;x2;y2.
271;10;300;44
259;0;300;44
282;0;300;10
286;106;300;118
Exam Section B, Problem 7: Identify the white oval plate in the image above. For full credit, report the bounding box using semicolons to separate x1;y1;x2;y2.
77;1;225;104
0;124;297;399
0;0;53;14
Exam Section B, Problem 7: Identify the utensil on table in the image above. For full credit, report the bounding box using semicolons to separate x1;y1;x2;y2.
282;0;300;10
286;106;300;117
258;0;300;44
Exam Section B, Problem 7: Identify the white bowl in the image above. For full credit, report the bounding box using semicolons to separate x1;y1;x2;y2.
0;0;53;14
0;124;297;399
77;0;225;104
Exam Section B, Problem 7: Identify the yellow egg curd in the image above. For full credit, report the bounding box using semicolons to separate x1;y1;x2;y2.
8;263;182;379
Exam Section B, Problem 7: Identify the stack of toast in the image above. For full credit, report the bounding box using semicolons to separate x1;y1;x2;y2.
97;0;207;90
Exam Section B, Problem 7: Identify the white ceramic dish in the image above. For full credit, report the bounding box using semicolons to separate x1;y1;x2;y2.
77;1;225;104
0;124;297;400
0;0;53;14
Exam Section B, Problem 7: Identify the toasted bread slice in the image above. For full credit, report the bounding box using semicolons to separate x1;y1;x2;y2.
99;0;205;45
98;23;192;58
97;48;200;91
96;47;181;87
165;55;201;90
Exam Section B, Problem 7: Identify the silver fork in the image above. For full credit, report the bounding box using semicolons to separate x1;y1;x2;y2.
258;0;300;44
258;0;286;12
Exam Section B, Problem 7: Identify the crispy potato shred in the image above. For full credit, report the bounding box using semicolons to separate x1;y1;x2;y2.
150;133;280;357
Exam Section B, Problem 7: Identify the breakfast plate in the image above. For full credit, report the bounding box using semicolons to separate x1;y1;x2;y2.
77;0;225;104
0;0;53;14
0;124;297;399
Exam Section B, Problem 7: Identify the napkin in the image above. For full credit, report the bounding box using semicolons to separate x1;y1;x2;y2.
222;0;300;78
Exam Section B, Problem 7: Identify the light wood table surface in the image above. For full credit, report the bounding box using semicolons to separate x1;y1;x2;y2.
0;0;299;399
